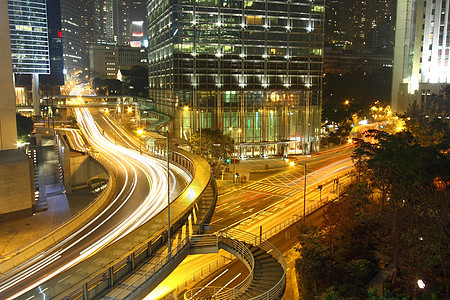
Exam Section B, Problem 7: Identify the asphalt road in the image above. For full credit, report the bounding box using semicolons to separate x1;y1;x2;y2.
0;108;188;299
145;145;355;299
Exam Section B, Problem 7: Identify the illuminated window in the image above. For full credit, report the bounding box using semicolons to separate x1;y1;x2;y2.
246;16;263;25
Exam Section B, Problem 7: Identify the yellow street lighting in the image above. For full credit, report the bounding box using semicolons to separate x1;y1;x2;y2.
127;106;133;113
344;100;349;105
229;127;233;131
184;106;189;111
137;129;144;154
238;128;242;133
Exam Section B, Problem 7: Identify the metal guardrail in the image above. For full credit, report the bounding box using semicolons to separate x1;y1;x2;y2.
0;144;118;275
11;115;216;299
119;231;255;300
170;175;355;299
57;176;216;300
184;225;287;300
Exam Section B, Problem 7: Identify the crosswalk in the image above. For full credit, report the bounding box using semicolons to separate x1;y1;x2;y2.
244;182;298;196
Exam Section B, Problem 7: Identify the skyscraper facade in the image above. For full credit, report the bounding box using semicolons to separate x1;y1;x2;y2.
325;0;395;52
76;0;147;71
147;0;325;156
41;0;64;86
61;0;83;73
392;0;450;112
8;0;50;74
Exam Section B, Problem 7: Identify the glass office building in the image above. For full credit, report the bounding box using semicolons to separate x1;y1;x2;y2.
8;0;50;74
147;0;324;156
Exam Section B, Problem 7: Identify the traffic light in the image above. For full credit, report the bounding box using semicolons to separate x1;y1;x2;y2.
225;158;231;164
318;185;323;191
235;172;239;178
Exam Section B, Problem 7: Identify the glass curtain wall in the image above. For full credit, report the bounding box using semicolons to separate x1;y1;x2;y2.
147;0;324;155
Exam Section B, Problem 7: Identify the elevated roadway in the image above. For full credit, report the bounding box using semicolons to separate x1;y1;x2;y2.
0;107;189;299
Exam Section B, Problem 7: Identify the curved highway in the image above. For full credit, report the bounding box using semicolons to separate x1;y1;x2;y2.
0;107;190;299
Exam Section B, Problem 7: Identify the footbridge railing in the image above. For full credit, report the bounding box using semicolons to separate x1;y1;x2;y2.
15;128;217;300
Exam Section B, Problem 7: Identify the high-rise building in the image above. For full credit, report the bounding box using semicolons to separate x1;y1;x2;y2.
325;0;395;53
41;0;64;86
78;0;146;71
61;0;83;73
89;44;147;78
391;0;450;112
148;0;325;156
8;0;50;114
8;0;50;74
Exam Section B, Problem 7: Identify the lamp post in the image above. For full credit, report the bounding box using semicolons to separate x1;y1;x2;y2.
165;130;171;254
303;163;307;225
137;129;144;155
318;184;322;204
145;129;171;253
199;109;202;155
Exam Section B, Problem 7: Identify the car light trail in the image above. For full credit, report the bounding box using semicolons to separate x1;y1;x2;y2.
0;105;190;299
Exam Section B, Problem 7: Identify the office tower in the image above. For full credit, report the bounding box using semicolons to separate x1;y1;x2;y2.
391;0;450;112
1;0;35;219
8;0;50;115
78;0;144;71
41;0;64;87
89;44;147;78
325;0;395;52
148;0;325;156
61;0;83;73
130;0;148;47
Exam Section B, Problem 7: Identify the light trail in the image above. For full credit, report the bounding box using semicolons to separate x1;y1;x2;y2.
0;105;190;299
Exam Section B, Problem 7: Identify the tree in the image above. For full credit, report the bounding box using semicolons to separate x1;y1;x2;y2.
352;129;449;296
92;78;123;95
189;129;234;178
190;129;234;160
16;113;33;142
296;224;332;299
121;65;149;97
404;96;450;146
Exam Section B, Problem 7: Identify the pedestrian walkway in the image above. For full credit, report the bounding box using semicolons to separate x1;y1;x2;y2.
0;136;97;257
244;182;297;196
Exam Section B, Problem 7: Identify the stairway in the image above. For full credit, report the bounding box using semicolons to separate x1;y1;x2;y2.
237;243;285;299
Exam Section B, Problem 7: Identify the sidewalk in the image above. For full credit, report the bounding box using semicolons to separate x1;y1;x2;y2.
0;137;98;258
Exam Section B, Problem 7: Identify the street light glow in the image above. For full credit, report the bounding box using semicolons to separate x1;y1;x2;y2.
417;279;425;289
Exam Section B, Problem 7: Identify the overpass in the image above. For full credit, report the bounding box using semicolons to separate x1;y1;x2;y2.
2;102;286;300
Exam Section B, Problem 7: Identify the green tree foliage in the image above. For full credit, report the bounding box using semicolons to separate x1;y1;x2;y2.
121;65;149;97
190;129;234;178
404;97;449;147
92;78;123;95
16;113;33;142
367;287;408;300
297;129;448;299
190;129;234;159
352;130;449;297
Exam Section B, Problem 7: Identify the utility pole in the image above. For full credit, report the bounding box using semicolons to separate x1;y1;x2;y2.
166;130;171;254
303;163;306;225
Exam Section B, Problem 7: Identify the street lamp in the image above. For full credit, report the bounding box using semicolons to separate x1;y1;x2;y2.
148;130;171;254
318;184;322;204
137;129;144;155
303;163;306;225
